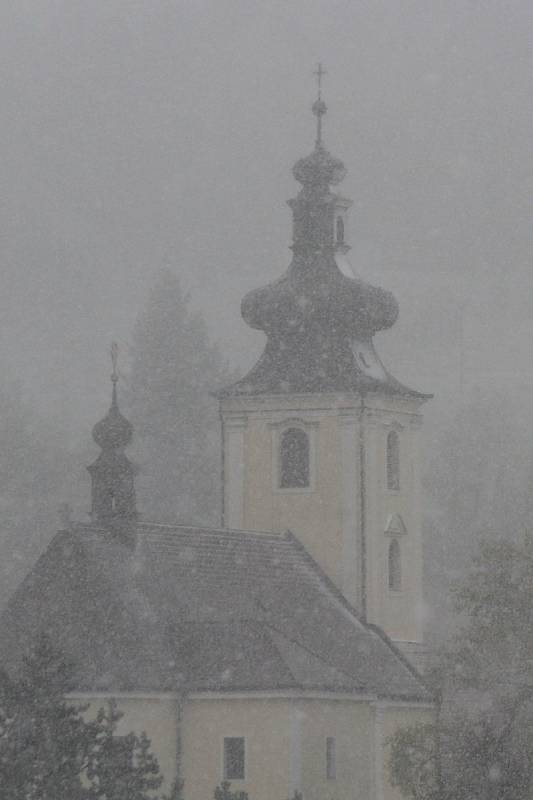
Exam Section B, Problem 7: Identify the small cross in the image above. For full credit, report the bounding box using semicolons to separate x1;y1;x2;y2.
314;63;327;100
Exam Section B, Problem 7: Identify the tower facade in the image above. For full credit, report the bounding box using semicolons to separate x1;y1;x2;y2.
219;93;430;657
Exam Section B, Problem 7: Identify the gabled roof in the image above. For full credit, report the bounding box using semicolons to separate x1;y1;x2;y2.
0;523;431;702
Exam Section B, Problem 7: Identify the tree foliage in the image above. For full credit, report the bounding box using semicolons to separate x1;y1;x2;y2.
388;723;439;800
0;635;177;799
86;700;162;800
213;781;248;800
0;637;93;800
128;268;234;525
388;537;533;799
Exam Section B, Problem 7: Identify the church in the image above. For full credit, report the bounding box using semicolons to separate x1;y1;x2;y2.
0;82;434;800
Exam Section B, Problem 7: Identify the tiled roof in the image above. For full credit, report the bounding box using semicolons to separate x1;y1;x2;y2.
0;523;431;702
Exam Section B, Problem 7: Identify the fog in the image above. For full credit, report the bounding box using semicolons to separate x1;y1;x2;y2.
2;4;533;796
1;1;533;627
0;1;531;435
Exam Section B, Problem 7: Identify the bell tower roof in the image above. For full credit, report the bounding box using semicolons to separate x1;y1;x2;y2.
223;71;429;400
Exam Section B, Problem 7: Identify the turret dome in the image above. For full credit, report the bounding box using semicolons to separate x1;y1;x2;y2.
92;383;133;450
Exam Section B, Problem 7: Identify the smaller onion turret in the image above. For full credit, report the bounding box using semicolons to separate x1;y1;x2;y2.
92;381;133;451
87;345;137;530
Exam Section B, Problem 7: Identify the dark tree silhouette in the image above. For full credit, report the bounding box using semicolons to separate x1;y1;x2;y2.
128;268;234;525
389;537;533;800
0;635;178;799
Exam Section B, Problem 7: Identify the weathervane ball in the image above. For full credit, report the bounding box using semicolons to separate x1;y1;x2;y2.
312;99;327;118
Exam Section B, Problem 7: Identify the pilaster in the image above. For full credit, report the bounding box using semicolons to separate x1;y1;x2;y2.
223;415;248;530
338;412;360;608
373;703;385;800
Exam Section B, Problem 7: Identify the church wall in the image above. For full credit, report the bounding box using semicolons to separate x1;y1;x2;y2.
181;695;432;800
296;698;375;800
71;692;433;800
182;696;292;800
362;396;424;645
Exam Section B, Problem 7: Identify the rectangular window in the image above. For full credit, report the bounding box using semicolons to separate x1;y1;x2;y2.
224;737;245;780
326;737;336;780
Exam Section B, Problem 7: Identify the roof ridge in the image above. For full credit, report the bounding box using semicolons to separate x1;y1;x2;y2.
364;623;436;698
1;530;79;617
74;521;286;539
139;522;284;537
284;529;431;696
249;621;298;686
262;619;365;690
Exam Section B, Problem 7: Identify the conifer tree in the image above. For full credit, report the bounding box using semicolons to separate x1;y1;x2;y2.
0;635;176;799
0;636;93;799
128;268;233;525
388;537;533;800
86;700;163;800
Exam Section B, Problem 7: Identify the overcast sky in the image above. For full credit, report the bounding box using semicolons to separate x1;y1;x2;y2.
0;1;532;438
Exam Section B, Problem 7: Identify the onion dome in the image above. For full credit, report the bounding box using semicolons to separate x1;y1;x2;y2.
241;264;399;341
223;71;429;400
292;143;346;189
92;378;133;450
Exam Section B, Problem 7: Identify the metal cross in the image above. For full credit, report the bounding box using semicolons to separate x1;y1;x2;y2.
314;63;327;100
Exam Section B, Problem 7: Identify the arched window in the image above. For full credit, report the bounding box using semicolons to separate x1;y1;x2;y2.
386;430;400;490
388;539;401;591
280;427;310;488
336;216;344;244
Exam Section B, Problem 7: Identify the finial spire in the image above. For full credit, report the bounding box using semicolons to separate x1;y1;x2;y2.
110;341;119;407
312;62;327;147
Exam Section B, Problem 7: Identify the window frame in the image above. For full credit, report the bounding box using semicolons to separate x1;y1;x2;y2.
386;429;400;492
388;538;402;592
326;736;337;780
279;426;311;490
270;418;318;495
223;736;246;781
335;215;345;244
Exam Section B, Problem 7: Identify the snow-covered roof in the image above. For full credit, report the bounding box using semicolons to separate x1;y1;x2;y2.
0;522;431;702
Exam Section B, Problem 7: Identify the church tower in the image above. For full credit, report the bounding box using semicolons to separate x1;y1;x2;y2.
219;74;431;660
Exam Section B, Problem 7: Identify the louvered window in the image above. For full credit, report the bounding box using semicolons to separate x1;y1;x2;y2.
388;539;402;591
326;737;336;779
280;428;310;488
387;430;400;490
